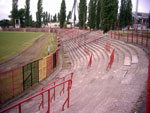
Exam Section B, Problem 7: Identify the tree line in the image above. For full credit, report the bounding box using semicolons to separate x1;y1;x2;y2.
1;0;59;28
59;0;134;32
1;0;150;31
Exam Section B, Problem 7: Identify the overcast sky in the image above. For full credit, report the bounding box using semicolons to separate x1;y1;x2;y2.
0;0;149;20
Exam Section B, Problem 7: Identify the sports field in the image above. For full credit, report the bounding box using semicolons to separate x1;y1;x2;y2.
0;31;44;63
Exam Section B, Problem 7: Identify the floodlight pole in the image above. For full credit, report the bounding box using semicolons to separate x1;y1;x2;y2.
136;0;139;21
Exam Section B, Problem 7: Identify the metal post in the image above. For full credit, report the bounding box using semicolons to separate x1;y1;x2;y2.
136;20;138;44
18;104;21;113
12;71;14;97
141;20;144;45
47;90;50;113
146;49;150;113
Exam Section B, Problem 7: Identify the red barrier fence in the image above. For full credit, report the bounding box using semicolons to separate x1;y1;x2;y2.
88;53;93;67
106;49;115;70
0;72;73;113
39;72;73;110
146;49;150;113
0;66;23;104
109;21;150;47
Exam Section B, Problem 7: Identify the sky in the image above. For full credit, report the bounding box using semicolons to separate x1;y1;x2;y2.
0;0;150;21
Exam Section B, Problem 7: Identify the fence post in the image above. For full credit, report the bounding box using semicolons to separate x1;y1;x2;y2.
47;90;50;113
136;20;138;44
114;22;116;39
146;23;149;47
31;63;32;86
18;104;22;113
127;21;129;42
141;20;144;45
118;22;120;40
12;71;14;97
146;49;150;113
132;20;134;43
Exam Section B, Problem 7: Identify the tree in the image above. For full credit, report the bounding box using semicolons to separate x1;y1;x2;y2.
36;0;43;27
79;0;87;28
119;0;132;28
100;0;118;33
43;12;46;24
0;19;11;28
119;0;126;28
58;13;60;22
48;13;50;22
18;8;25;27
125;0;132;25
25;0;30;26
45;12;48;23
11;0;18;27
96;0;101;29
51;15;53;22
88;0;96;29
67;11;72;22
59;0;66;28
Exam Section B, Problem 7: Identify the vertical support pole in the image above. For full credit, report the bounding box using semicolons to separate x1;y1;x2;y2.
23;66;25;90
141;20;144;45
12;71;14;97
146;26;149;47
54;82;55;101
63;77;65;94
114;22;116;39
118;22;120;40
146;49;150;113
18;104;21;113
31;63;32;86
132;20;134;43
136;20;138;44
47;90;50;113
127;21;129;42
67;81;70;108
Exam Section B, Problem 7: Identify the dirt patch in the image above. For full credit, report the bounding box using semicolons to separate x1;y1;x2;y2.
0;33;50;72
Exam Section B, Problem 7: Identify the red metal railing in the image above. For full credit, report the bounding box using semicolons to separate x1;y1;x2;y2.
106;49;115;70
39;72;73;111
0;79;72;113
146;49;150;113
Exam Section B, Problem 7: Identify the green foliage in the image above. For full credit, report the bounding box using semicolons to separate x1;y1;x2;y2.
67;11;72;21
58;13;60;22
96;0;101;29
119;0;132;28
18;8;25;27
10;0;18;27
79;0;87;28
100;0;118;33
60;0;66;28
88;0;96;29
0;32;44;63
25;0;30;26
53;14;57;22
0;19;11;28
36;0;43;27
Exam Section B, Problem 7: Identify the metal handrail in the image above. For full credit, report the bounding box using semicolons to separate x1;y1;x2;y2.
39;72;73;110
0;78;72;113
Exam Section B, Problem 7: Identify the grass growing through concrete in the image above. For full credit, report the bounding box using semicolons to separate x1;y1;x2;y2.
40;33;57;58
0;31;44;63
